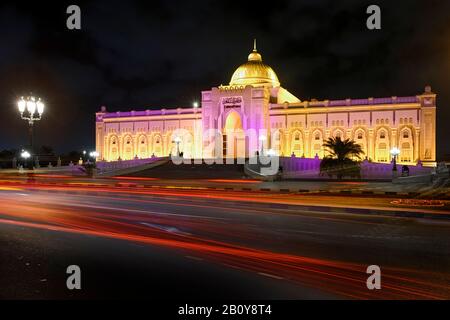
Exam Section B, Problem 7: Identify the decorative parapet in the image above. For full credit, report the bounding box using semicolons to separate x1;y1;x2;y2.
99;107;200;120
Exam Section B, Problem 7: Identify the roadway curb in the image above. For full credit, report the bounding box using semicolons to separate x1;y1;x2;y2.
2;179;449;200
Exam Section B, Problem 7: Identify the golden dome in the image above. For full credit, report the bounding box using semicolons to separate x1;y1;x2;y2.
230;41;280;87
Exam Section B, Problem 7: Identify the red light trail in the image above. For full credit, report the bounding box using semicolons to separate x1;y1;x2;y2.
0;184;449;299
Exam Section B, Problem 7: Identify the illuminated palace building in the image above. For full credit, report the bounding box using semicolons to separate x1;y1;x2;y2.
95;43;437;166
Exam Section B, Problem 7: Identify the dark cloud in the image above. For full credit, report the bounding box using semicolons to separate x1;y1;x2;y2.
0;0;449;157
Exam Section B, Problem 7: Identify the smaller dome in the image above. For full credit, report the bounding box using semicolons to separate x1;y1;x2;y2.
230;41;280;87
248;51;262;62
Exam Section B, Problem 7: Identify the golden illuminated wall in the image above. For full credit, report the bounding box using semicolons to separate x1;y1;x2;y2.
269;87;436;166
95;109;202;162
96;88;436;166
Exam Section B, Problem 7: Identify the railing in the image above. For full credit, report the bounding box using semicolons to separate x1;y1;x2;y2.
280;156;432;179
96;157;163;174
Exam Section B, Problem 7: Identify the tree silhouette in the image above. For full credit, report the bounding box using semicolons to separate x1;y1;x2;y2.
320;137;364;179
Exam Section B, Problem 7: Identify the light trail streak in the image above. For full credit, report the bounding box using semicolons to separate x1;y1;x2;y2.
206;179;262;184
7;180;449;216
0;196;448;299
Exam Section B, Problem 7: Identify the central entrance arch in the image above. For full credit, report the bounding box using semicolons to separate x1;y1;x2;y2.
223;111;245;158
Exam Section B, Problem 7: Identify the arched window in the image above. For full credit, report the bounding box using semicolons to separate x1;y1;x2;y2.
291;131;302;156
354;130;366;156
311;131;323;158
401;142;412;162
138;136;147;159
399;128;413;163
377;143;388;163
380;131;386;139
109;136;119;161
123;136;133;160
153;135;162;156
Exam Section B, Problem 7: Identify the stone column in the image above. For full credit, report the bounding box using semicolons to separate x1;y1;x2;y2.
147;134;153;158
391;129;397;162
391;129;397;148
414;129;420;163
284;131;290;156
304;131;310;158
368;129;374;161
104;136;109;161
162;134;167;156
133;136;138;159
118;136;124;160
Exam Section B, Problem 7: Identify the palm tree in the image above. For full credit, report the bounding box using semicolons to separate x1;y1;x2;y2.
323;137;364;161
320;137;364;179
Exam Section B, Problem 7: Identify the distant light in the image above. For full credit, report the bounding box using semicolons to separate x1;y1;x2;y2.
21;150;31;159
89;151;99;158
173;137;182;143
193;102;199;108
267;149;276;156
83;150;87;155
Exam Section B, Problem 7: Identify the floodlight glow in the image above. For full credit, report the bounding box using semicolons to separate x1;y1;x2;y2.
390;147;400;156
21;150;31;159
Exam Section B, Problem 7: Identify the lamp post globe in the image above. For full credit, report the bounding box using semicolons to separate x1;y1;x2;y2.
173;137;182;157
390;147;400;171
17;95;45;169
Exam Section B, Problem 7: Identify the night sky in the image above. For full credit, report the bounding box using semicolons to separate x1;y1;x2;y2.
0;0;449;158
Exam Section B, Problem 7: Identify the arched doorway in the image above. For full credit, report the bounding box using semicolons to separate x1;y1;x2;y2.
223;111;245;158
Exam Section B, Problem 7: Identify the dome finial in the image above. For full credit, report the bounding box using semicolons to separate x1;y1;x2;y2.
248;39;262;62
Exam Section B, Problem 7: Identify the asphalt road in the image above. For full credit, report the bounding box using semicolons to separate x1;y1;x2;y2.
1;183;449;299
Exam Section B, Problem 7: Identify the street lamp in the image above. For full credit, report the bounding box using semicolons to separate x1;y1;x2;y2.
259;135;267;156
390;147;400;172
89;151;99;159
17;96;45;166
172;137;182;157
20;150;31;169
193;102;199;108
